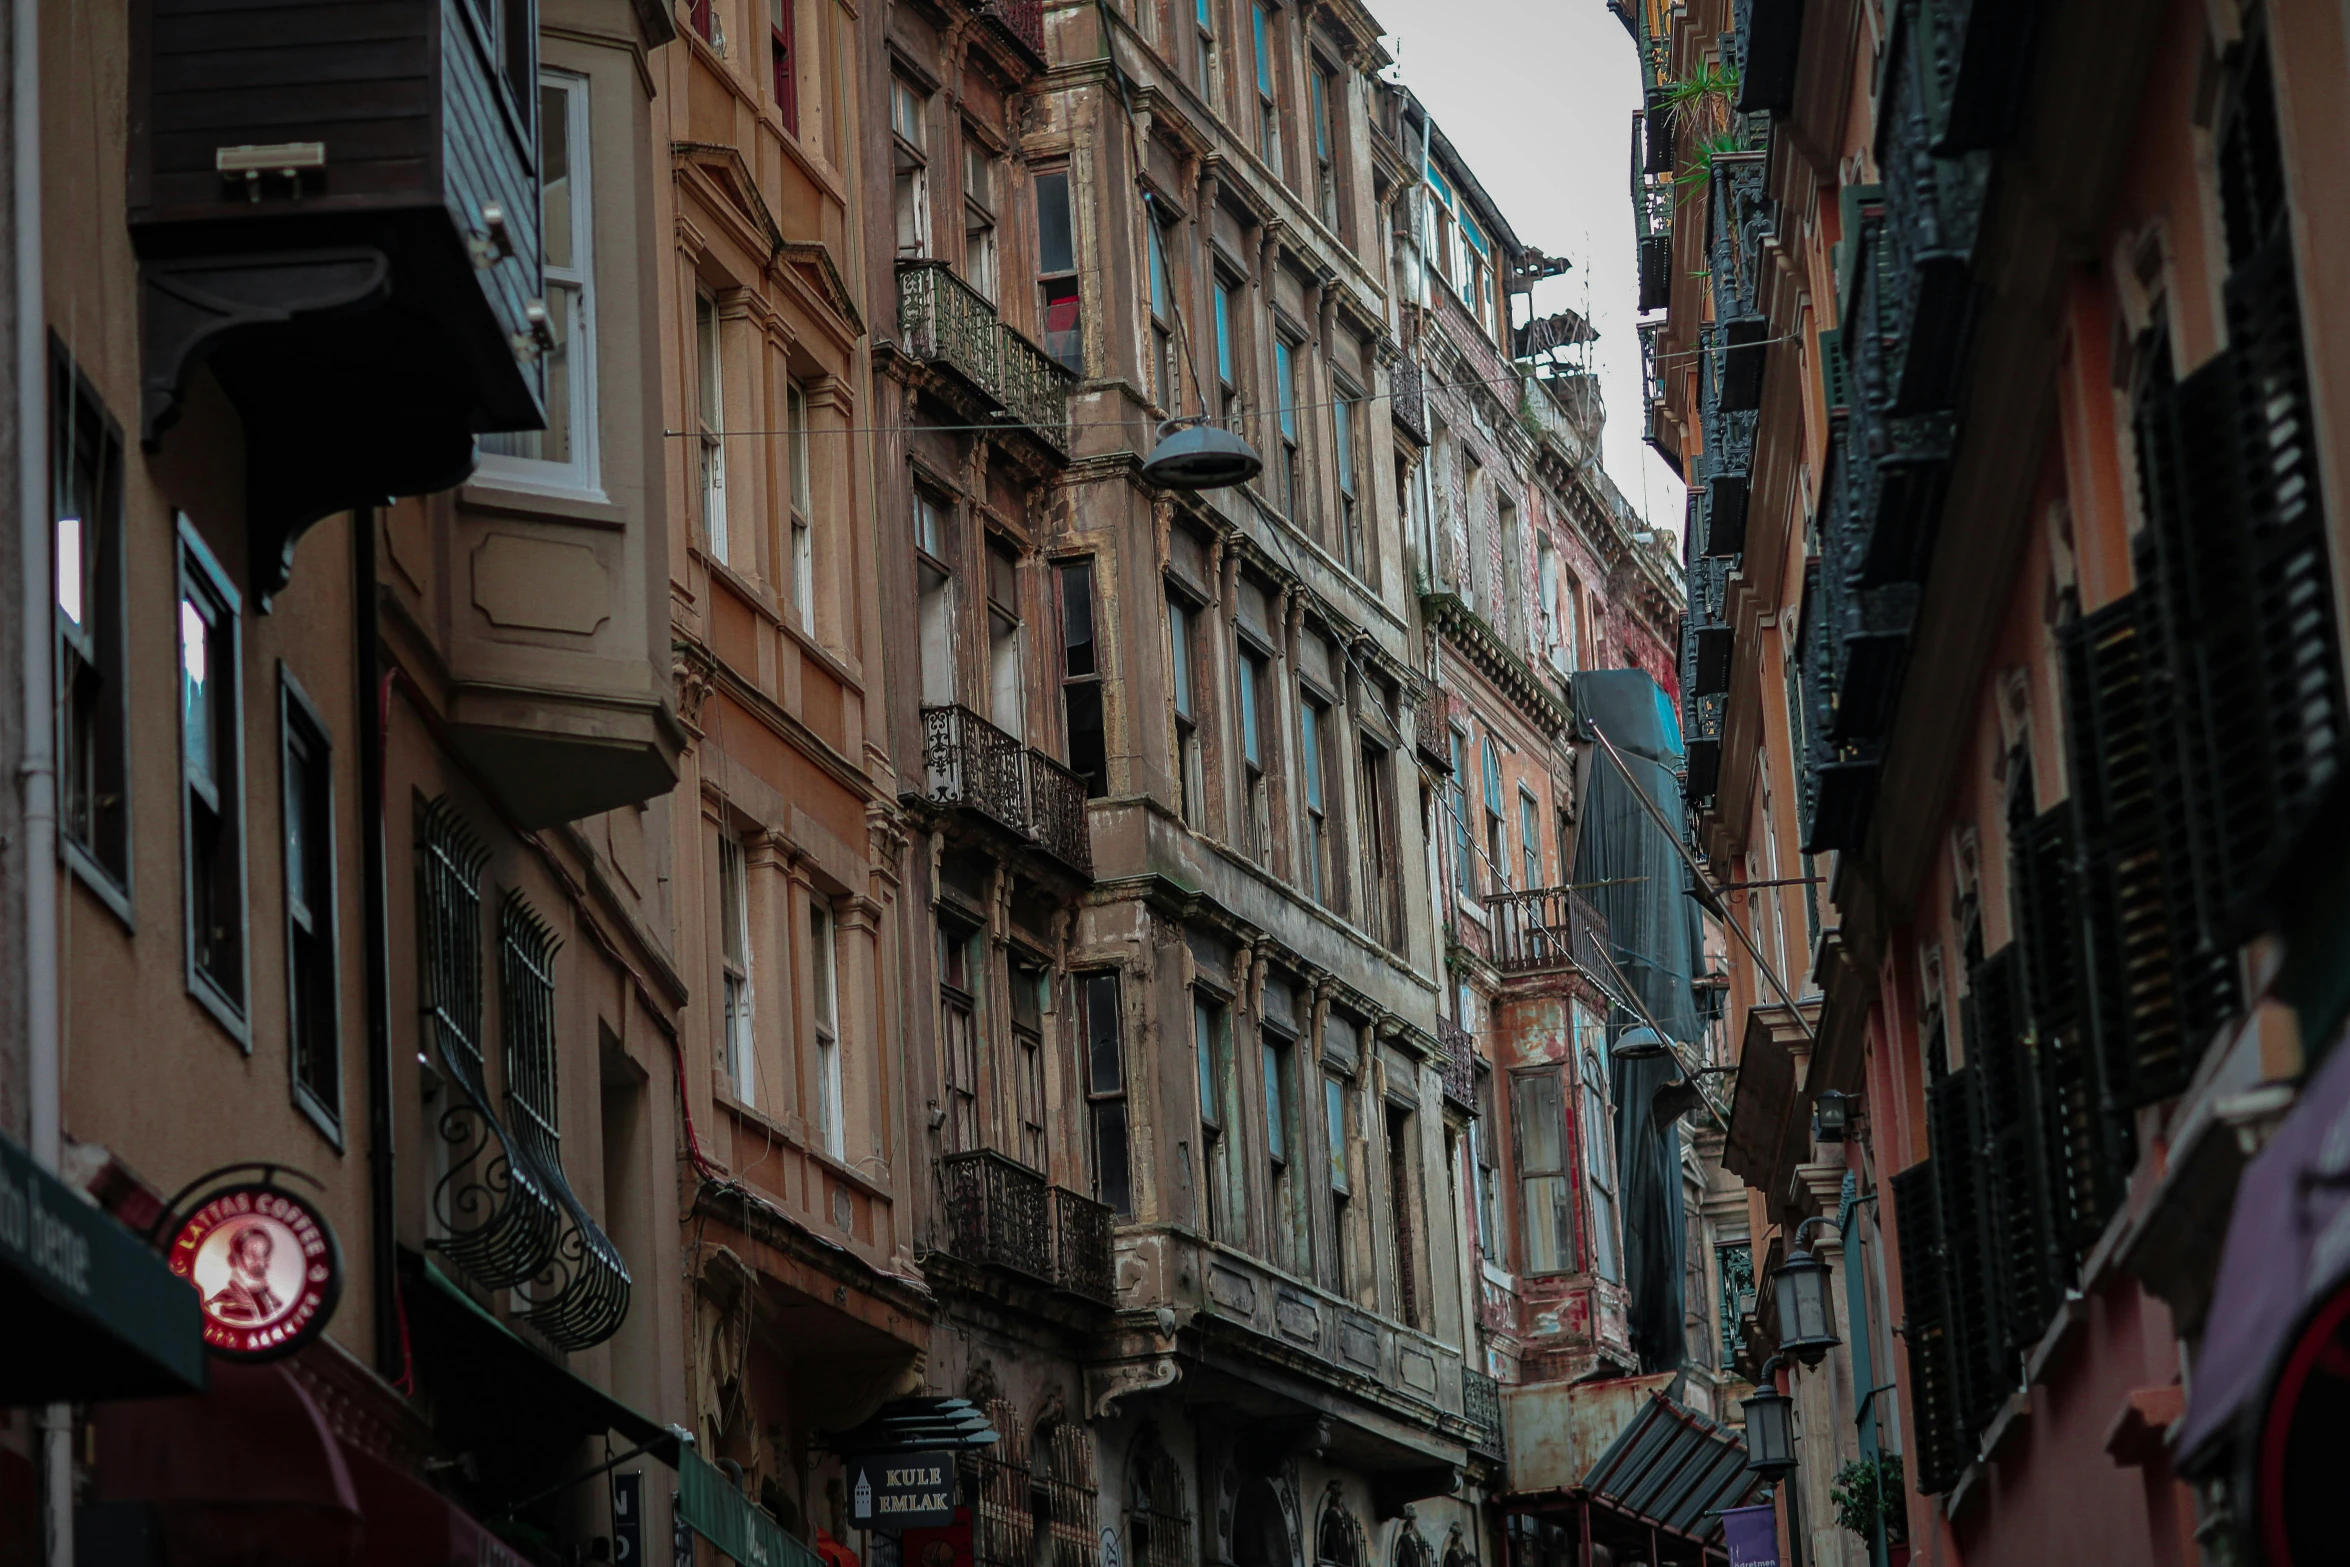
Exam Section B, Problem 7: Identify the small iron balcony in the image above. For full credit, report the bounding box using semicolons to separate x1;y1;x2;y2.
898;262;1073;452
939;1148;1115;1305
922;704;1093;877
1484;886;1612;979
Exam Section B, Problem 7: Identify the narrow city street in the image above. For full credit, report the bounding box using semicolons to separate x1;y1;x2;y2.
0;2;2340;1565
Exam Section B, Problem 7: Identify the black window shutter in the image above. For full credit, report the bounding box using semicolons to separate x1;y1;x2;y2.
1893;1160;1964;1494
1928;1067;2003;1437
1968;948;2059;1359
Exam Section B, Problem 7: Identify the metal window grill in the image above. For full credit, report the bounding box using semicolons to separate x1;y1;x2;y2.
418;796;560;1293
970;1398;1035;1567
1126;1438;1191;1567
1044;1421;1101;1567
499;892;632;1351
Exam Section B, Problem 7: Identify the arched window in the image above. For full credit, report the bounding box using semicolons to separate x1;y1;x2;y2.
1042;1419;1100;1567
972;1398;1034;1567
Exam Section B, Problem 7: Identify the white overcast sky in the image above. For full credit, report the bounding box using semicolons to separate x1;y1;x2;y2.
1374;0;1687;534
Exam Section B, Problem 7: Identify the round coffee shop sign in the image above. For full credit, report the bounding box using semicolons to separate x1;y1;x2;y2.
166;1183;341;1359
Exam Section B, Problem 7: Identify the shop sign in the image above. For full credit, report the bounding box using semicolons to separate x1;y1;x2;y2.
850;1452;957;1531
613;1472;644;1567
1720;1504;1779;1567
163;1178;341;1360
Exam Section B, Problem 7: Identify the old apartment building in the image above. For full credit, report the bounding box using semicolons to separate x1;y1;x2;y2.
1640;0;2350;1561
3;3;1746;1567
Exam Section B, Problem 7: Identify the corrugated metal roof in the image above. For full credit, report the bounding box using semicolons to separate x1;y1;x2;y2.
1580;1392;1761;1541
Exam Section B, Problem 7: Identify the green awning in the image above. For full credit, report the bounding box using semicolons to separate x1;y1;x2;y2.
0;1133;206;1404
677;1448;824;1567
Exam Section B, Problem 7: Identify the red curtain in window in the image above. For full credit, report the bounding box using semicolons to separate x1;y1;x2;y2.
772;0;798;132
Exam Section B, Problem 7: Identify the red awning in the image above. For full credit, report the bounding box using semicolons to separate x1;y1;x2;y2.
94;1361;364;1567
95;1358;532;1567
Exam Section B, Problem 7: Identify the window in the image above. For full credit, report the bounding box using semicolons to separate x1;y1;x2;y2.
1498;496;1524;644
964;138;998;300
811;899;843;1158
1082;974;1132;1214
178;521;247;1030
1194;994;1234;1240
280;672;339;1133
1538;540;1567;673
1252;3;1280;173
1059;561;1109;796
1168;591;1204;827
695;291;727;561
1461;207;1493;332
988;542;1025;735
916;490;955;707
481;74;596;491
1300;695;1331;906
1012;964;1048;1170
786;381;813;625
1333;387;1362;573
1471;1074;1499;1259
1310;60;1339;228
1357;740;1397;945
1275;337;1304;519
687;0;719;46
53;349;129;897
1238;643;1271;860
1425;164;1456;287
1194;0;1216;101
1577;1009;1620;1281
717;832;754;1103
1510;1072;1571;1273
1448;731;1474;898
1264;1028;1303;1271
1213;275;1240;422
1036;170;1082;372
940;919;982;1152
1482;739;1505;890
1146;206;1179;410
1519;787;1542;889
892;75;931;258
770;0;797;129
1385;1102;1420;1328
1325;1072;1352;1291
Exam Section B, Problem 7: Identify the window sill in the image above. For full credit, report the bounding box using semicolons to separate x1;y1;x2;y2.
62;840;135;934
292;1080;347;1153
460;475;625;528
186;965;252;1053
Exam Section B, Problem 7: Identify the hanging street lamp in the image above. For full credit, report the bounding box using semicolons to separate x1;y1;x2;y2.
1139;418;1263;490
1772;1215;1841;1366
1813;1087;1857;1141
1740;1356;1797;1479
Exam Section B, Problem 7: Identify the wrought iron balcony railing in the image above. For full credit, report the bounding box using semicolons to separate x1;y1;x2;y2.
922;704;1093;876
1483;887;1612;978
977;0;1045;57
940;1149;1116;1304
1463;1368;1507;1460
1436;1017;1477;1114
1391;354;1429;445
898;262;1073;451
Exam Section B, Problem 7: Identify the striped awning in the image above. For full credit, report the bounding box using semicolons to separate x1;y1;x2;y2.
1580;1392;1761;1543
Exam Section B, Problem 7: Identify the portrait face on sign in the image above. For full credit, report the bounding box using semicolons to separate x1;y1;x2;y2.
166;1183;341;1359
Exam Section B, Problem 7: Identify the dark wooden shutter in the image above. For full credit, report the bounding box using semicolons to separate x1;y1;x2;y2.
1893;1160;1964;1495
1928;1067;2003;1435
1968;948;2059;1358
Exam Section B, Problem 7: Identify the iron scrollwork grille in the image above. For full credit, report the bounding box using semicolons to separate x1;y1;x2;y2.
417;796;561;1292
500;892;632;1350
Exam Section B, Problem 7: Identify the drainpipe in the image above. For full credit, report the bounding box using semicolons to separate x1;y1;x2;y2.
355;508;401;1380
14;4;70;1566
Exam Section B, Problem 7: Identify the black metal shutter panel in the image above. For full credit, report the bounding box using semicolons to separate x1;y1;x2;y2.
2011;806;2080;1032
1893;1161;1964;1494
2223;238;2345;917
1969;948;2059;1358
1929;1067;2003;1436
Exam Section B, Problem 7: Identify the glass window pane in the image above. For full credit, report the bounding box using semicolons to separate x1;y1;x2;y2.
1301;701;1322;808
540;87;571;271
1214;283;1235;385
1239;654;1261;765
1148;220;1172;320
1061;561;1097;673
1195;999;1221;1124
1253;3;1272;91
1263;1042;1286;1161
180;596;213;787
1036;171;1075;274
1087;974;1123;1093
1169;598;1193;717
1276;343;1297;439
1325;1076;1348;1192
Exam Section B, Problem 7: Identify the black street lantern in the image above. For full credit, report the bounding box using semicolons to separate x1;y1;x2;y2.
1772;1216;1840;1366
1139;419;1264;490
1813;1088;1856;1141
1612;1025;1671;1061
1741;1356;1796;1479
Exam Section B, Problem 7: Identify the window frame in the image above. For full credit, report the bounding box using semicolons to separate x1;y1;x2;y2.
962;133;999;302
1274;334;1305;521
1194;990;1236;1241
1146;202;1180;411
1237;636;1272;861
938;915;984;1154
1508;1068;1573;1276
770;0;799;132
1575;1004;1621;1282
1034;167;1083;372
1324;1068;1352;1293
811;896;844;1158
1011;960;1049;1171
786;379;814;626
1332;379;1363;574
717;830;756;1105
694;288;728;562
1448;729;1475;900
1058;558;1109;797
1082;972;1133;1216
1251;1;1281;174
480;70;601;497
1310;56;1340;230
52;342;132;917
1299;691;1331;906
1481;738;1506;890
1167;586;1206;827
177;518;250;1040
1518;785;1543;890
1195;0;1217;103
1213;271;1241;423
279;665;342;1142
